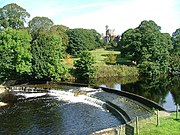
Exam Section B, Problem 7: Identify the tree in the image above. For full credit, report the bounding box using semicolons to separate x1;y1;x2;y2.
28;16;54;39
120;20;173;75
120;28;142;64
50;25;69;50
67;28;101;55
172;28;180;54
31;31;67;80
74;51;97;82
170;28;180;74
0;3;30;29
0;28;32;80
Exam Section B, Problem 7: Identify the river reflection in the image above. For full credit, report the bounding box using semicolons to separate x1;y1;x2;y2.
94;76;180;111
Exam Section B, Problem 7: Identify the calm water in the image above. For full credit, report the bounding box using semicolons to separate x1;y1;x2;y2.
94;76;180;111
0;93;121;135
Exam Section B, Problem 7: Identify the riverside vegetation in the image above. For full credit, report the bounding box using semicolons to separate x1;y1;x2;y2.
0;3;180;83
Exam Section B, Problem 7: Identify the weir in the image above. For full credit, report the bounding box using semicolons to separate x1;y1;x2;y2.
94;86;165;111
0;85;157;134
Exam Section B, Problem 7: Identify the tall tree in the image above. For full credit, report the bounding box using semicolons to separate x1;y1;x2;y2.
170;28;180;74
28;16;53;39
0;3;30;29
0;28;32;80
74;51;97;82
172;28;180;54
120;20;173;75
67;28;101;55
50;25;69;49
31;31;67;80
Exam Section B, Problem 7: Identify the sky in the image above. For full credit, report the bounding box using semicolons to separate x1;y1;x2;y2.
0;0;180;35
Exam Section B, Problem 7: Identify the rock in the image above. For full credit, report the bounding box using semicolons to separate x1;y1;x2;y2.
0;85;6;94
0;102;8;107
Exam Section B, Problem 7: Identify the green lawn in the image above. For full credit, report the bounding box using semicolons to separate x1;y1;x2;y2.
90;48;120;64
137;112;180;135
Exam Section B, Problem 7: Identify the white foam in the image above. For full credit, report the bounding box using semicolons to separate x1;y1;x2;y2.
16;93;47;98
13;87;105;110
49;90;105;109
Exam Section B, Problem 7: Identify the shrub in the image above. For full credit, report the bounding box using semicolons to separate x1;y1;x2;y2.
74;51;97;82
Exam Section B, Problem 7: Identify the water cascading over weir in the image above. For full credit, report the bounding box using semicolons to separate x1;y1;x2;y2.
0;85;159;134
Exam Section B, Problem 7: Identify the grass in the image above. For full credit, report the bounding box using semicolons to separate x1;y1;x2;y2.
137;112;180;135
63;48;139;79
90;48;120;64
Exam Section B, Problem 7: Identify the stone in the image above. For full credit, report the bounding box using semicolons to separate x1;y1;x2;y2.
0;102;8;107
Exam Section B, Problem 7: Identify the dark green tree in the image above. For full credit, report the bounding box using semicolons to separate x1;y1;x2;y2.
74;51;97;82
170;28;180;74
28;16;54;39
50;25;69;50
0;3;30;29
0;28;32;80
120;20;173;75
172;28;180;54
67;28;101;55
31;30;67;80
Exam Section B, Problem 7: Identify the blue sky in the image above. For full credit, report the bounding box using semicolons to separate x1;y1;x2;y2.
1;0;180;35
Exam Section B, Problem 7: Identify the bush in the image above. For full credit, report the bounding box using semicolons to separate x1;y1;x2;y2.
74;51;97;82
105;53;117;65
96;64;139;78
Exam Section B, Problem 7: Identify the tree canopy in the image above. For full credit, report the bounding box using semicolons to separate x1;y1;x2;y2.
74;51;97;82
31;30;67;80
120;20;173;75
172;28;180;55
50;25;69;49
0;3;30;29
67;28;101;55
0;28;32;80
28;16;54;39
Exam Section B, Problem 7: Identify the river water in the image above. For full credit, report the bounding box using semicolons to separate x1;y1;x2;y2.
0;75;179;134
0;89;121;135
94;76;180;112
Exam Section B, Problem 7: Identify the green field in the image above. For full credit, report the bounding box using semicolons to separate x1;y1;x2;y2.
90;48;120;64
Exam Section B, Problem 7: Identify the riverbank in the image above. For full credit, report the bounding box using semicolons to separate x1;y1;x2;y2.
91;111;179;135
138;112;180;135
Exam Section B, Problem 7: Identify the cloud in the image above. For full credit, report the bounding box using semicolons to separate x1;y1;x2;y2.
60;0;180;35
1;0;180;35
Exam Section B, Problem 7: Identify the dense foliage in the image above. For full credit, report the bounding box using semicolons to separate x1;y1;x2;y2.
170;28;180;74
0;3;179;82
74;51;97;82
50;25;69;50
67;28;101;55
28;16;54;40
120;20;173;75
31;30;68;80
0;3;30;29
0;28;32;80
172;28;180;54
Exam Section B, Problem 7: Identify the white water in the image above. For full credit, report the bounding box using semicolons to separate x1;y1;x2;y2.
14;87;105;110
49;89;105;109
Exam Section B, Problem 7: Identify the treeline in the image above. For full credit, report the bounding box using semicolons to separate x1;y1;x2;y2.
0;3;104;82
0;3;180;82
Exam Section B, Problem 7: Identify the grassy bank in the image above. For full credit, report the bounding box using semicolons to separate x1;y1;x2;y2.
64;48;139;79
95;64;139;78
137;112;180;135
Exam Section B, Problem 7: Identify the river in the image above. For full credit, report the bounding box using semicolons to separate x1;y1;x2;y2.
94;75;180;112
